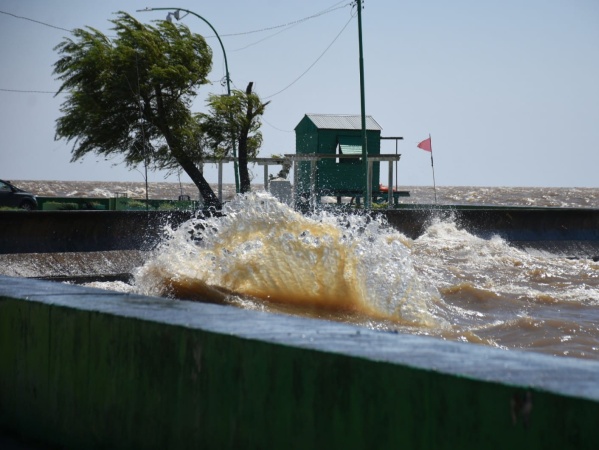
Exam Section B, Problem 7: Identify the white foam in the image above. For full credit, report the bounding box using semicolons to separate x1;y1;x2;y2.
135;192;445;327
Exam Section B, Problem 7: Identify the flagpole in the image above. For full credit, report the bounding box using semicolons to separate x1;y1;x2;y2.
429;134;437;204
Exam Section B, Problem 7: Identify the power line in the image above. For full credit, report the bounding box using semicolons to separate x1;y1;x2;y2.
0;10;71;32
263;14;355;100
0;2;350;40
262;117;293;133
0;88;59;94
231;2;350;52
219;2;350;38
232;19;304;52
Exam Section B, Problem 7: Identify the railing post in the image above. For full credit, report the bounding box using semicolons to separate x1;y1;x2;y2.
310;159;318;210
388;160;393;206
217;160;223;203
264;165;269;192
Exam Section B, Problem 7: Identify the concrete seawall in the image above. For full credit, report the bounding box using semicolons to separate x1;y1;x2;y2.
2;207;599;257
2;275;599;449
383;206;599;259
0;210;192;254
384;206;599;241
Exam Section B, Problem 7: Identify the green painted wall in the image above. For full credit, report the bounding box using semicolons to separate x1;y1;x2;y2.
294;115;381;196
1;277;599;449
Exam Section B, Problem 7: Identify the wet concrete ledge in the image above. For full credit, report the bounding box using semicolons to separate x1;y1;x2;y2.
1;275;599;449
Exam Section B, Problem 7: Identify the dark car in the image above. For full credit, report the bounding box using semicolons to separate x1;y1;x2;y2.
0;180;38;210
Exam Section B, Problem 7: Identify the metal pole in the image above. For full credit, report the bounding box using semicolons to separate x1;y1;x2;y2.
429;133;437;204
137;7;240;193
395;139;398;192
144;152;149;211
293;160;298;206
263;165;268;192
356;0;369;209
218;160;223;203
310;159;317;210
387;159;393;206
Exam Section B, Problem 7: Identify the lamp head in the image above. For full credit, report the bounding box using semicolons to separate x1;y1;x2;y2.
166;10;181;22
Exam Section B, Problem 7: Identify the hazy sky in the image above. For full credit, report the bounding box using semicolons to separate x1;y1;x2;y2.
1;0;598;187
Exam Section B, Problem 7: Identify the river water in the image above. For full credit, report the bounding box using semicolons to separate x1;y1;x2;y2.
10;180;599;209
9;181;599;361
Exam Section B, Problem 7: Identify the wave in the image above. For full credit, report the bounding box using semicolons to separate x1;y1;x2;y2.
134;192;446;328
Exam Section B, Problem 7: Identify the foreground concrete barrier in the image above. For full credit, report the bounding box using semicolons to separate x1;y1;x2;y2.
1;275;598;449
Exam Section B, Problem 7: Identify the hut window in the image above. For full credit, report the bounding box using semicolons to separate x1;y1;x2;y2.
337;136;362;164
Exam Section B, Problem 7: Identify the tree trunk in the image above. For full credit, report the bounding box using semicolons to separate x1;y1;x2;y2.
154;87;221;209
173;147;221;209
238;82;253;194
166;139;221;209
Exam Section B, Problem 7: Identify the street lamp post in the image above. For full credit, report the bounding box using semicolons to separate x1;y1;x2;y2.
137;7;240;193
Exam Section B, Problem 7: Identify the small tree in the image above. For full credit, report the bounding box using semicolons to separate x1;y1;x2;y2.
53;12;221;207
200;82;270;193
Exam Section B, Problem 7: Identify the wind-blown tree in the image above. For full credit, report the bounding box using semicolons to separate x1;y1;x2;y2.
199;82;270;193
53;12;221;208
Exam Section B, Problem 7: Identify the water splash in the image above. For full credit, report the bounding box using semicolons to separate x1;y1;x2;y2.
135;192;445;328
411;219;599;306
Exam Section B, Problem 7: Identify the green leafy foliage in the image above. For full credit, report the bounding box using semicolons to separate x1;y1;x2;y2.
53;12;221;207
199;92;261;159
198;82;269;193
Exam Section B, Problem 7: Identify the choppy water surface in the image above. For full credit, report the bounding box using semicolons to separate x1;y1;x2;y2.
11;180;599;209
12;181;599;361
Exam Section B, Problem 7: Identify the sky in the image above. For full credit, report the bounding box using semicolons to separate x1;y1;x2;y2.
1;0;598;188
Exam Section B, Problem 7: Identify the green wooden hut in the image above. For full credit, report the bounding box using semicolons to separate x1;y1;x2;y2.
294;114;382;198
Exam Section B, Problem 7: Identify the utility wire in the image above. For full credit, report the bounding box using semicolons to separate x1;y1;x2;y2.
219;2;349;38
232;19;304;52
0;10;71;32
0;88;58;94
263;14;354;100
262;117;293;133
231;2;350;51
0;2;349;39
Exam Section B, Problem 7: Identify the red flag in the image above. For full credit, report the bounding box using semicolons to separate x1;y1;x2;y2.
417;137;432;152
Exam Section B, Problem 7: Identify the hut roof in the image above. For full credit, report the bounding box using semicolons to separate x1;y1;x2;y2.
299;114;382;131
